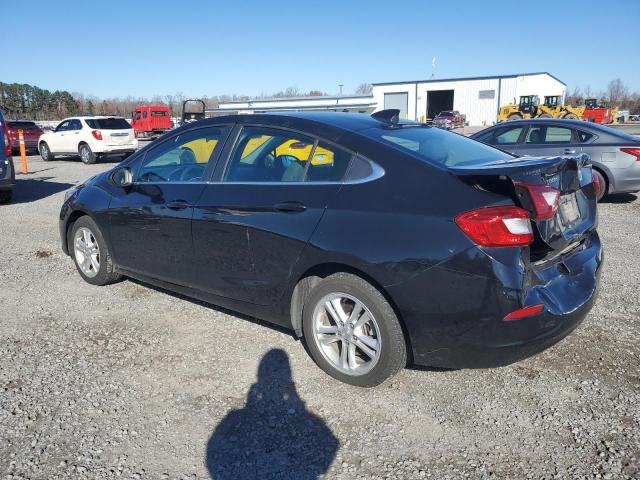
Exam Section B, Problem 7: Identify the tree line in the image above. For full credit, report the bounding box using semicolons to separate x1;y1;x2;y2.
1;79;637;122
564;78;640;113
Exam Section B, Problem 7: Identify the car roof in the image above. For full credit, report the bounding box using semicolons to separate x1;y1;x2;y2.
207;111;392;132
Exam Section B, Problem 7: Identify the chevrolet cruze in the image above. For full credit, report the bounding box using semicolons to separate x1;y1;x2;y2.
60;111;602;386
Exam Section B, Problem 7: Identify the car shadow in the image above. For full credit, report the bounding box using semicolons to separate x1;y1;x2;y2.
49;155;126;165
126;278;296;338
205;349;338;479
601;193;638;204
9;176;74;204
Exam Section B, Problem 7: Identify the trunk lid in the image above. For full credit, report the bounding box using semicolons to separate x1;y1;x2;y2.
450;154;597;258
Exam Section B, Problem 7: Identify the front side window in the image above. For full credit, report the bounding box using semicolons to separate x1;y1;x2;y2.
224;127;352;183
56;120;71;132
136;126;228;183
476;126;524;145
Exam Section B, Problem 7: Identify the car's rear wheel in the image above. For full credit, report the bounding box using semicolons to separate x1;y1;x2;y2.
79;143;97;164
302;273;407;387
70;216;122;285
592;169;607;202
39;142;54;161
0;190;12;204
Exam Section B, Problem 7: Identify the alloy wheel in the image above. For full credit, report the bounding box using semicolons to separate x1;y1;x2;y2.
74;227;100;278
311;293;381;376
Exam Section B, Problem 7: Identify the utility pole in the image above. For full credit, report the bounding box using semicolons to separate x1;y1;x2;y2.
338;84;344;95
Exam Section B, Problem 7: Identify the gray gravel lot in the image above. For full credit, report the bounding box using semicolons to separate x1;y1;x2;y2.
1;154;639;480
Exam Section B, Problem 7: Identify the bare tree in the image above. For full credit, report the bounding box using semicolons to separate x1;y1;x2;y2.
355;83;373;95
606;78;629;106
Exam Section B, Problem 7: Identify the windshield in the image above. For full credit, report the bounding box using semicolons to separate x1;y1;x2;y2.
85;118;131;129
362;126;514;168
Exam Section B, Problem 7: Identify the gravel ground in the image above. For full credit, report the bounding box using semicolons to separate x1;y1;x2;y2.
1;154;638;480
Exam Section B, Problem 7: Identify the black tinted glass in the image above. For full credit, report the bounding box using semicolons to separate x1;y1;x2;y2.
363;126;513;168
85;118;131;129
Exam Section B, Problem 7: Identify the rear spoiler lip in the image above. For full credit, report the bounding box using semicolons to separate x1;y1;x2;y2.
447;153;591;177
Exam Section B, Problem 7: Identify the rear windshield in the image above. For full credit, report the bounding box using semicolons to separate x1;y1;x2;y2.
8;121;38;129
85;118;131;129
362;126;513;168
151;111;168;117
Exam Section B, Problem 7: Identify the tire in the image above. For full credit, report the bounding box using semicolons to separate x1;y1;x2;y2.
0;190;12;204
507;113;522;121
538;113;552;118
79;143;97;164
39;142;54;161
302;272;407;387
592;169;607;202
564;113;579;120
70;216;122;286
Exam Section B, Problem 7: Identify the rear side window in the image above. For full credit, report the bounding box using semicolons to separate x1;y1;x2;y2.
576;130;594;143
224;126;352;183
69;119;82;130
364;126;512;168
525;126;572;144
85;118;132;129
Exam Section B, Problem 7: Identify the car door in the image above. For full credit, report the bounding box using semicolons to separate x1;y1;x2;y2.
66;119;83;152
49;120;71;153
106;125;231;284
191;125;352;307
517;124;579;157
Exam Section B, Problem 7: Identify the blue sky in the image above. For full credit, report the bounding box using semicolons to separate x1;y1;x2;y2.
2;0;639;98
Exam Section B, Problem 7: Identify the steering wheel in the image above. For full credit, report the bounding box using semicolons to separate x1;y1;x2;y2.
178;165;204;182
139;171;166;182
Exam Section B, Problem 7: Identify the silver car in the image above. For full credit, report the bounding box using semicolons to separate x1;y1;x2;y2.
471;119;640;201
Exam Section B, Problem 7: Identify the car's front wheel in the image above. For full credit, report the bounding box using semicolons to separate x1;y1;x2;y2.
70;216;122;285
302;273;407;387
79;143;97;164
39;142;54;161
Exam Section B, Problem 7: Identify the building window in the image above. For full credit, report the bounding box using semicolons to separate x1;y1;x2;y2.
479;90;495;99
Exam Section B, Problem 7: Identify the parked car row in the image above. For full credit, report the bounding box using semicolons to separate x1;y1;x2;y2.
0;109;16;203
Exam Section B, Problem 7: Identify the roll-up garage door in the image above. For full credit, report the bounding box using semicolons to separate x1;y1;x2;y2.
383;92;409;119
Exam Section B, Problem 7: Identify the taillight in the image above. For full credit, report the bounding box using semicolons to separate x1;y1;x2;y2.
503;304;545;321
515;182;560;220
592;171;601;197
454;206;534;247
620;147;640;161
3;130;10;156
91;130;103;140
134;130;139;138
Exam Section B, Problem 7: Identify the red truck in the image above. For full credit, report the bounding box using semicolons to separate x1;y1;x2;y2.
131;105;172;138
582;98;613;124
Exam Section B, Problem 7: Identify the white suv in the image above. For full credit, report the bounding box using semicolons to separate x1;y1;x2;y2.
39;116;138;164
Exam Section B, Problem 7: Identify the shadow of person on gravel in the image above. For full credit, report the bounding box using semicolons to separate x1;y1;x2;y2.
206;349;338;479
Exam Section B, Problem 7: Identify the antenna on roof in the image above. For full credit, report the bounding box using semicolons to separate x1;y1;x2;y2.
371;109;400;124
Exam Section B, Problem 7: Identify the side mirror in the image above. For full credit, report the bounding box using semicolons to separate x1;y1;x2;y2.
110;167;133;187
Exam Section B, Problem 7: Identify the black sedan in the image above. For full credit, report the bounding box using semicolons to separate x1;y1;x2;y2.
60;111;602;386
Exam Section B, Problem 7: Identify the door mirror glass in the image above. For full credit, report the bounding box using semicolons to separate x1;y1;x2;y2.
111;166;133;187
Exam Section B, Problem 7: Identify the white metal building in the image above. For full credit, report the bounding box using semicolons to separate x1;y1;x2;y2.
208;95;377;116
372;72;566;126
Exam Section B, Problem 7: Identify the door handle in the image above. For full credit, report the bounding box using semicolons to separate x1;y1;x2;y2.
564;149;576;154
166;200;190;210
273;201;306;213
